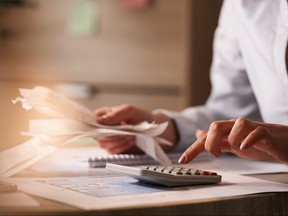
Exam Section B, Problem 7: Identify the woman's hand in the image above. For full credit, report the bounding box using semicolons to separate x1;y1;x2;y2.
178;117;288;164
94;104;178;154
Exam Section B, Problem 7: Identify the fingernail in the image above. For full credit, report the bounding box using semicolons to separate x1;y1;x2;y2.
239;143;247;150
178;154;187;164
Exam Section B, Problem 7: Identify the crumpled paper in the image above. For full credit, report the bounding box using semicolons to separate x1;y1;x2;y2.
1;86;172;177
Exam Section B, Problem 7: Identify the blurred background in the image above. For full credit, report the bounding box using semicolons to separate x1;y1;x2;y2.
0;0;222;151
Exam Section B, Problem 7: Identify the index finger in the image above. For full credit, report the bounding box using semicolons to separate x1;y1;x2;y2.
178;132;207;164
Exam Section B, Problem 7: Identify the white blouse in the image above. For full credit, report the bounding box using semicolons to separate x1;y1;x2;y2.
163;0;288;151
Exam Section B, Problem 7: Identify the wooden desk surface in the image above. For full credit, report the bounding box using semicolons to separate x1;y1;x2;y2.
1;146;288;216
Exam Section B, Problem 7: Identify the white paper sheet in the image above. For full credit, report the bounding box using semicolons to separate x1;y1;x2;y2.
1;86;173;177
2;172;287;210
0;138;57;178
1;146;287;210
189;153;288;175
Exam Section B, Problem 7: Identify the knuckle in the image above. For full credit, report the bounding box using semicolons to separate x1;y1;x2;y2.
186;144;199;155
118;104;136;118
186;145;194;154
209;121;223;132
255;125;266;133
198;134;206;141
255;125;274;143
235;117;250;128
121;104;133;112
254;126;270;138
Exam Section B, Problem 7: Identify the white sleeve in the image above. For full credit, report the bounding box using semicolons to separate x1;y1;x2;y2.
206;0;261;122
158;0;262;152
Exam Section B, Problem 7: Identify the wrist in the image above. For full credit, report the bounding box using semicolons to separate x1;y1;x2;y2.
153;113;179;151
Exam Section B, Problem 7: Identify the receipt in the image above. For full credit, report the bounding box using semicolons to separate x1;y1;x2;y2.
0;86;171;177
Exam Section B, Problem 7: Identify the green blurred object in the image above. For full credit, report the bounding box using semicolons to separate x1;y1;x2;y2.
68;0;100;37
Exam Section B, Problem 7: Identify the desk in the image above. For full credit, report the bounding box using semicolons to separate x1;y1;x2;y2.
1;146;288;216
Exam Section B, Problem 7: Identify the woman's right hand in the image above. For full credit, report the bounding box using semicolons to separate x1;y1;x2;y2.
178;118;288;164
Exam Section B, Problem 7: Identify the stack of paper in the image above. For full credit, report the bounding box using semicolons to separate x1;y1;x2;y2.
0;86;172;177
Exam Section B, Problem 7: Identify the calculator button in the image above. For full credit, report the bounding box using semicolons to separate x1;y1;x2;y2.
178;168;191;175
106;163;221;187
161;167;173;174
143;166;217;176
170;167;184;175
190;169;200;175
200;170;217;176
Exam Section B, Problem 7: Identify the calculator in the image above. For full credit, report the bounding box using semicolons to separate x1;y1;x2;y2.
105;163;222;187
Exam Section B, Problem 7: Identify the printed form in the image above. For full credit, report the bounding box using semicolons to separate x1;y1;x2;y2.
1;146;288;210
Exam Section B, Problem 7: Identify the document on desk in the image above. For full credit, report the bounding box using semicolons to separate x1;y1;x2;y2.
0;86;172;177
1;146;288;210
189;153;288;175
2;170;288;210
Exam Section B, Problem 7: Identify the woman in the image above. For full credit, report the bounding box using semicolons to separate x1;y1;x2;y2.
95;0;288;163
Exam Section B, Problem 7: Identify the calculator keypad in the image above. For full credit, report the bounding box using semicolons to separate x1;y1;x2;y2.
143;166;217;176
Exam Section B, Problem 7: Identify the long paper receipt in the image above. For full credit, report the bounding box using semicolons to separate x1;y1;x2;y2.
0;86;172;177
